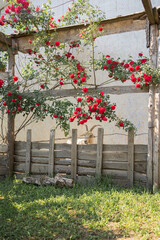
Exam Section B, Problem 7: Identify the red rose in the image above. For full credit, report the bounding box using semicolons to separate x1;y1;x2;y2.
100;91;104;96
103;66;107;70
128;66;134;71
135;83;141;88
5;8;10;14
16;0;22;3
30;107;34;111
139;53;143;57
12;99;16;102
111;105;115;110
141;58;147;63
82;88;88;93
79;120;85;125
135;65;141;71
55;41;60;47
70;74;74;79
28;40;32;44
77;98;82;102
59;81;63;85
13;76;18;82
3;102;7;106
18;96;22;99
73;79;77;83
69;117;75;122
102;117;107;121
107;60;112;64
96;98;101;104
6;110;10;113
46;41;50;45
17;107;21;111
40;84;44;89
36;103;40;106
119;122;124;127
53;114;58;118
8;92;12;96
124;63;129;68
81;77;86;83
129;61;134;65
95;116;100;120
76;107;81;112
15;6;22;13
36;7;39;12
106;55;110;57
99;27;103;31
98;107;106;114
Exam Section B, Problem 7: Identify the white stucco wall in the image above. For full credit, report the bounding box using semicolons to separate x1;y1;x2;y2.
1;0;160;144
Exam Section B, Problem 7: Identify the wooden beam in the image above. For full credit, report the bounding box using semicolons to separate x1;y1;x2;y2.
0;32;12;51
153;7;160;24
11;11;146;53
43;85;148;98
141;0;155;24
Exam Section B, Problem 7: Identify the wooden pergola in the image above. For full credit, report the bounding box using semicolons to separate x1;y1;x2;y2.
0;0;160;191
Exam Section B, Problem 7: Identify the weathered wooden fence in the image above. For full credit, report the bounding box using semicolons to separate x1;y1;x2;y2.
0;144;8;178
13;129;147;186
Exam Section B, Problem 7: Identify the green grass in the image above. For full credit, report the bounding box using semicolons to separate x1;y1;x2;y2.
0;177;160;240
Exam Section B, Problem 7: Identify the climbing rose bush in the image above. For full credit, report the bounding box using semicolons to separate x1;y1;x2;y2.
0;0;157;137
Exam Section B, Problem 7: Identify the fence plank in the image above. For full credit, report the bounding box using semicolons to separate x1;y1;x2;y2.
103;161;128;170
102;169;128;179
71;129;77;180
128;129;135;186
96;128;104;176
0;145;8;153
25;129;31;174
48;129;55;176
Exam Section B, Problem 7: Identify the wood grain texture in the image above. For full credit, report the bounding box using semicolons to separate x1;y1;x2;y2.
25;129;31;174
128;129;134;186
96;128;104;175
71;129;77;180
48;130;55;175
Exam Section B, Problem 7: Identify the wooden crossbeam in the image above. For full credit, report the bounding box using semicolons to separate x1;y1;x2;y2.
0;32;12;51
26;85;148;98
141;0;155;24
11;11;146;53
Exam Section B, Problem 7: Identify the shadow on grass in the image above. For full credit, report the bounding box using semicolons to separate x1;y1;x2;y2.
0;176;152;240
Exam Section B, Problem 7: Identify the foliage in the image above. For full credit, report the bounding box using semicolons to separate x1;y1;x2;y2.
0;178;160;240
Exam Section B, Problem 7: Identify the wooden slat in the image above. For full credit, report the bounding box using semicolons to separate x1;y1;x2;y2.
14;141;26;151
14;155;26;162
0;166;8;175
55;143;71;151
15;149;72;158
25;129;31;174
0;145;8;153
78;159;96;168
32;142;49;150
48;129;55;175
102;169;128;179
135;162;147;173
103;152;128;161
96;128;104;176
14;11;146;53
128;129;135;186
141;0;155;24
78;166;96;176
78;144;97;152
134;145;148;153
103;161;128;170
0;32;12;51
71;129;77;180
78;151;97;160
135;153;147;161
135;172;147;183
103;145;128;152
0;155;8;166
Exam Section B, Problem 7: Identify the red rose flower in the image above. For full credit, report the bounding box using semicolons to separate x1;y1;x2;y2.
70;74;74;79
55;41;60;47
119;122;124;127
106;55;110;57
8;92;12;96
15;6;22;13
28;40;32;44
135;83;141;88
96;98;101;104
139;53;143;57
141;58;147;63
103;66;107;70
73;79;77;83
100;91;104;96
111;105;115;110
13;76;18;82
17;0;22;3
107;60;112;64
135;65;141;71
82;87;88;93
3;102;7;106
102;117;107;121
6;109;10;113
59;81;63;85
36;103;40;106
18;96;22;99
53;114;58;118
77;98;82;102
12;99;16;102
99;27;103;31
69;117;75;122
128;66;134;71
95;116;100;120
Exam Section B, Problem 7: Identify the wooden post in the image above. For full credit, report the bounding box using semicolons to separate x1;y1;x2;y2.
96;128;104;176
48;129;55;176
25;129;31;174
128;129;134;186
7;48;15;176
147;24;159;191
153;91;160;191
71;129;77;180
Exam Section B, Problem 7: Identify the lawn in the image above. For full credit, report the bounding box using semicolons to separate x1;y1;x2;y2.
0;177;160;240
